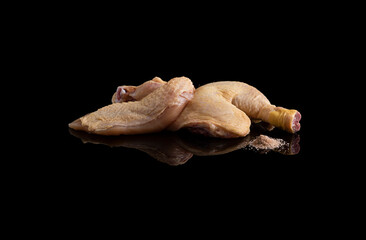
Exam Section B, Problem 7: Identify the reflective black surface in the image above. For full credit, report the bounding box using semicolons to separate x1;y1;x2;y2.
16;13;326;226
68;122;302;166
41;48;313;207
50;72;309;194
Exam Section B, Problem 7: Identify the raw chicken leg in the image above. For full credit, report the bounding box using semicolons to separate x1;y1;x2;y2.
169;81;301;137
69;77;194;135
112;80;301;138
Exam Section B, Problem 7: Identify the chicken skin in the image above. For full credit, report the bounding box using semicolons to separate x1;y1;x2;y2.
70;77;301;138
69;77;194;135
111;79;301;138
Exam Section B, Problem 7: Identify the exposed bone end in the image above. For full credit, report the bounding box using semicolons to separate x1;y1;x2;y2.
264;107;301;134
111;77;167;104
111;87;125;103
111;86;137;103
282;109;301;133
291;111;301;133
116;87;126;102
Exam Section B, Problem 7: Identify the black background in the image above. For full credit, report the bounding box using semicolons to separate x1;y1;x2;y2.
51;33;312;191
7;3;358;235
14;7;329;229
44;12;316;190
55;21;310;165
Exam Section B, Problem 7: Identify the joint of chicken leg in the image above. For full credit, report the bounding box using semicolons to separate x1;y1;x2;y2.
112;77;167;103
112;86;137;103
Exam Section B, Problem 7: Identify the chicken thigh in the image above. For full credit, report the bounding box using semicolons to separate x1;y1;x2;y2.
167;83;252;138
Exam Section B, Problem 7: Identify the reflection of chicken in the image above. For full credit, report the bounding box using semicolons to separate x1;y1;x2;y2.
69;126;301;166
111;77;301;138
69;129;193;166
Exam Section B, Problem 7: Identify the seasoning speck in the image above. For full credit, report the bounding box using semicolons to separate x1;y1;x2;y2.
249;135;286;150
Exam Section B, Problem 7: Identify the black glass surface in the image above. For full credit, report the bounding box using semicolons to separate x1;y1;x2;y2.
58;75;307;172
37;32;315;200
68;123;302;167
12;11;328;229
